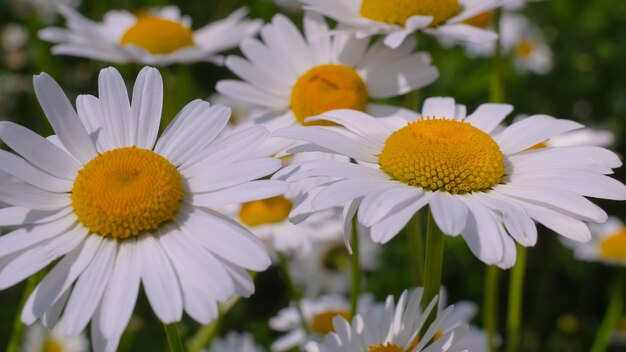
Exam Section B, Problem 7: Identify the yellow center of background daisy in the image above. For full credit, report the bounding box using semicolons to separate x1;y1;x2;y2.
599;228;626;260
290;64;368;126
360;0;461;27
43;340;63;352
239;196;292;227
120;15;195;55
71;146;184;239
515;40;535;58
463;11;494;28
379;118;505;194
310;310;351;334
369;343;403;352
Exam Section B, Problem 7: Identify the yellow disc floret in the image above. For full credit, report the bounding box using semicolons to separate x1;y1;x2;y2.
290;64;368;126
464;11;494;28
43;340;63;352
515;40;535;59
369;343;403;352
360;0;461;27
599;228;626;261
239;196;293;227
379;118;505;194
121;15;194;55
310;310;351;334
71;146;184;239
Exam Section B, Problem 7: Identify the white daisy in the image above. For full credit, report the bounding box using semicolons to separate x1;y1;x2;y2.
0;66;285;351
270;294;375;352
299;0;507;49
561;216;626;266
500;13;553;74
305;288;469;352
205;332;265;352
209;93;264;127
38;6;262;65
22;322;89;352
273;97;626;268
23;0;81;23
216;12;439;155
513;115;615;149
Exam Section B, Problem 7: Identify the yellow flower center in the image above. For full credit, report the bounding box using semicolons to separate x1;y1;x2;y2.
239;196;292;227
71;146;184;239
379;118;505;194
310;310;351;334
525;142;548;151
369;343;403;352
360;0;461;27
290;64;368;126
120;15;194;55
463;11;494;28
515;40;535;59
43;340;63;352
599;228;626;261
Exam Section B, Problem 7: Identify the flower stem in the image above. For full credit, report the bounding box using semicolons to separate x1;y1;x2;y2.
278;253;309;335
163;323;185;352
350;215;362;318
591;270;624;352
506;244;527;352
407;213;424;286
5;273;44;352
484;265;501;352
490;9;504;104
421;208;445;326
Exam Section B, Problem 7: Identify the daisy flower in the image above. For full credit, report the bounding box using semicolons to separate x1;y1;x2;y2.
0;67;285;351
270;294;375;352
561;216;626;266
299;0;507;49
305;288;469;352
39;6;262;65
514;115;615;149
205;332;265;352
216;12;439;155
22;322;89;352
274;97;626;268
500;13;553;74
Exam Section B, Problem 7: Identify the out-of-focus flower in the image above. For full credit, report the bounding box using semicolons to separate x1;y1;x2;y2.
2;24;28;51
274;97;626;268
22;322;89;352
24;0;81;23
501;13;553;74
39;6;262;66
274;0;303;12
205;332;265;352
562;216;626;266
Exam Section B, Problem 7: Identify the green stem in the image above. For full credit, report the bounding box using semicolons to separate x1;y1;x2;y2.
407;213;424;286
506;245;527;352
421;208;445;326
278;253;309;335
6;273;44;352
484;265;501;352
403;90;420;112
350;215;362;318
591;270;624;352
490;9;504;104
163;323;185;352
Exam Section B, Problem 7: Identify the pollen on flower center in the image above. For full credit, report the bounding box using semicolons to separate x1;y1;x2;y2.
71;146;184;239
42;340;63;352
120;15;194;55
369;343;403;352
290;64;368;126
239;196;293;227
379;118;505;194
515;40;535;58
360;0;461;27
599;228;626;260
310;310;351;334
464;11;494;28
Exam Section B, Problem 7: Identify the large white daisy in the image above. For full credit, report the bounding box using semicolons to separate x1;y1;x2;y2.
216;12;439;155
273;97;626;268
561;216;626;266
305;288;469;352
39;6;262;65
299;0;507;49
0;67;285;351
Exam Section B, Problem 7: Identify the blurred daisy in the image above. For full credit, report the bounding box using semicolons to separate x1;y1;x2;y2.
274;97;626;268
209;93;264;127
0;67;284;351
22;322;89;352
217;12;438;154
514;115;615;149
305;288;468;352
39;6;262;65
24;0;81;23
562;216;626;266
299;0;507;48
270;294;375;352
500;13;553;74
205;332;264;352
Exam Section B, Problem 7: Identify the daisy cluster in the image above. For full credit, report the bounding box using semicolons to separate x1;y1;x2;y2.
0;1;624;352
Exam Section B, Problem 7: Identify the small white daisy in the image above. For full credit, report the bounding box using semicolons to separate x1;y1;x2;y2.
270;294;375;352
561;216;626;266
299;0;507;49
274;97;626;268
24;0;81;23
216;12;438;155
500;13;553;74
39;6;262;65
0;66;285;351
22;322;89;352
205;332;265;352
305;288;469;352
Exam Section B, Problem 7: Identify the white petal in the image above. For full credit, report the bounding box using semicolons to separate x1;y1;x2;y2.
216;80;287;108
370;194;430;244
0;206;72;227
0;178;71;211
0;150;73;192
97;67;133;148
495;115;584;155
0;213;77;258
459;197;505;265
358;185;423;227
465;103;513;133
132;67;163;149
312;179;386;210
185;157;281;193
429;192;469;235
475;193;537;246
189;180;287;207
421;97;457;118
365;53;439;98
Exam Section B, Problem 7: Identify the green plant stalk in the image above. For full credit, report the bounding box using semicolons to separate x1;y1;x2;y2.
350;215;362;318
490;9;504;104
421;208;445;327
407;213;424;286
484;265;501;352
6;273;45;352
187;319;219;352
278;253;310;335
506;244;527;352
591;270;624;352
163;323;185;352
